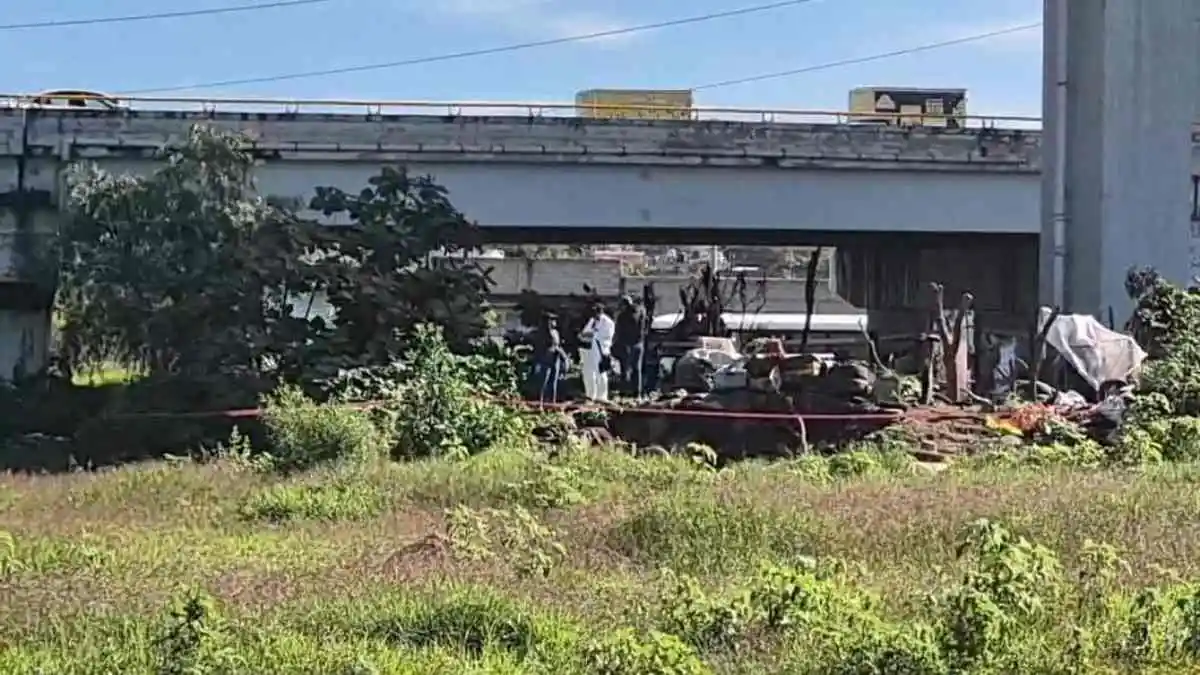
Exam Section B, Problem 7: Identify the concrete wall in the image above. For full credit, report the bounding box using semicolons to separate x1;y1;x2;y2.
485;258;853;314
84;157;1041;235
0;309;50;380
0;210;58;281
624;276;852;314
487;258;623;296
1042;0;1200;317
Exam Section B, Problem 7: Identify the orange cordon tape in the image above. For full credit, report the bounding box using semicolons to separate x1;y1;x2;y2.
101;397;992;424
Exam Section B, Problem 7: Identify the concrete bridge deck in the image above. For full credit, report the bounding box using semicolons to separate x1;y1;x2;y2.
0;105;1044;171
0;107;1048;242
0;103;1185;376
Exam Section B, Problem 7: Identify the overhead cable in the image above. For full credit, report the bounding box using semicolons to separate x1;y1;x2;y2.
0;0;340;31
118;0;826;94
690;22;1042;90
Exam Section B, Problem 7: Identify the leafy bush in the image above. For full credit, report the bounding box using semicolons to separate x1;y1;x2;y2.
260;385;386;473
656;561;866;652
156;589;240;675
384;324;528;459
828;626;946;675
320;361;410;402
583;629;710;675
500;461;591;510
459;339;522;395
445;504;567;578
934;518;1062;671
1127;270;1200;414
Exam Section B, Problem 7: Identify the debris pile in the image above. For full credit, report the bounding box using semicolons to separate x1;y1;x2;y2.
527;265;1200;466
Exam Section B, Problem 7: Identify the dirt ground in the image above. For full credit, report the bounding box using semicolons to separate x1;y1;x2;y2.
893;404;1000;460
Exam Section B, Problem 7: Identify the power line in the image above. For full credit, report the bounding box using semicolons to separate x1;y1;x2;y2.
0;0;339;32
691;21;1042;91
119;0;825;94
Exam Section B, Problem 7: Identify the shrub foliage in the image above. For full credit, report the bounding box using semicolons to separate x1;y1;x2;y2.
54;125;494;406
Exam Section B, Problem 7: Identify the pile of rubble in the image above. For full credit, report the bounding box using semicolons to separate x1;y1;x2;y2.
598;294;1158;461
669;338;880;412
605;336;895;457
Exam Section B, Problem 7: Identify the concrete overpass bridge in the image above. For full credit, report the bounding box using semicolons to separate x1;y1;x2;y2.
0;98;1187;375
0;99;1051;372
1;99;1046;237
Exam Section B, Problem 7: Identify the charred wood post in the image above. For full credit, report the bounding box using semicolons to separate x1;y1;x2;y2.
750;272;769;314
1028;306;1062;401
930;282;974;404
641;282;656;335
919;334;941;405
798;248;823;355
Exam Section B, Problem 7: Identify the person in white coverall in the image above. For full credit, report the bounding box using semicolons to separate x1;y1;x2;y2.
578;302;615;402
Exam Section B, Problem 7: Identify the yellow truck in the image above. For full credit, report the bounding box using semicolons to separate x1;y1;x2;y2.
574;89;694;121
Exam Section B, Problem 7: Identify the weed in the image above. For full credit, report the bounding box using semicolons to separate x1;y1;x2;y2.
156;589;241;675
445;504;567;578
583;628;711;675
8;443;1200;672
500;461;591;509
0;529;113;578
260;386;385;474
607;492;815;575
238;481;386;522
384;325;529;460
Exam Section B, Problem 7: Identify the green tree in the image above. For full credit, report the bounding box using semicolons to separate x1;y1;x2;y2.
56;125;313;379
305;165;494;361
55;125;495;389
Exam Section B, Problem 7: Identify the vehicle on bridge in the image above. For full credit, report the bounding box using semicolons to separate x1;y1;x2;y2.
6;89;128;110
848;86;966;128
574;89;693;121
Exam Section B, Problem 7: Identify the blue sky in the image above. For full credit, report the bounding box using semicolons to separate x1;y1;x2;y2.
1;0;1043;117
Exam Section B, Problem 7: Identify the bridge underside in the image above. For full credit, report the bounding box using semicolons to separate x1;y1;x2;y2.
488;229;1040;334
217;161;1045;236
481;227;1030;247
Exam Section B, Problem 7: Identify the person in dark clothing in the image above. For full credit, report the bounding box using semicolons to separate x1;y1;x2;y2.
530;313;567;403
613;294;647;396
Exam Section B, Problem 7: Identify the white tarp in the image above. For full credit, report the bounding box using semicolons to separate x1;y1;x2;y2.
1038;307;1148;390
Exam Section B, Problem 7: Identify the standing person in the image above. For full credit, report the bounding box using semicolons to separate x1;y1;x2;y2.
613;294;647;396
531;313;567;403
578;302;615;402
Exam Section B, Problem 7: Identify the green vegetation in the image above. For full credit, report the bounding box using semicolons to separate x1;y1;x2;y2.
0;124;505;471
49;124;493;404
9;409;1200;673
10;124;1200;673
9;319;1200;673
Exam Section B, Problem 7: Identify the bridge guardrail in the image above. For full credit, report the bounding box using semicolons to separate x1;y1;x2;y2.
0;93;1045;129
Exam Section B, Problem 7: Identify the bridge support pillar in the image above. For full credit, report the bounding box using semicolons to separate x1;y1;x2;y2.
1040;0;1198;319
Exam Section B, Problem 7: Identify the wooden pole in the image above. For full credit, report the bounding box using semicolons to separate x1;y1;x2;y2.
798;248;823;354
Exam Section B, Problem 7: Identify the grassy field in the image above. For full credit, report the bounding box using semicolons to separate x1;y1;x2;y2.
5;436;1200;673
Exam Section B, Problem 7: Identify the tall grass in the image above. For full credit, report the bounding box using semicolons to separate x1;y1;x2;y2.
6;430;1200;672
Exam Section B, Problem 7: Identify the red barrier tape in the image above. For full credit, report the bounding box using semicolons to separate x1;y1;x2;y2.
531;403;902;422
104;401;384;421
102;397;989;425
